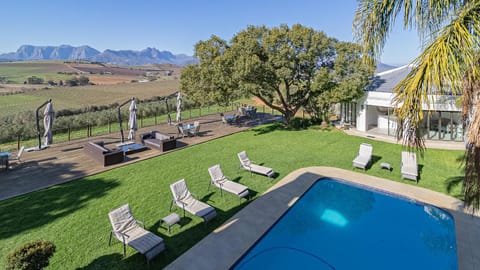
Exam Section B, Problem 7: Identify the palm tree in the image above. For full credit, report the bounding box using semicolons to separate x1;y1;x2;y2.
354;0;480;210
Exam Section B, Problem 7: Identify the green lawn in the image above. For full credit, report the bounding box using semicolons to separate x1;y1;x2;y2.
0;124;465;269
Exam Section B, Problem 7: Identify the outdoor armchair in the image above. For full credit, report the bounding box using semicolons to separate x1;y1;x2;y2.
352;143;373;170
108;204;165;268
188;121;201;136
237;150;274;178
169;179;217;222
208;164;249;203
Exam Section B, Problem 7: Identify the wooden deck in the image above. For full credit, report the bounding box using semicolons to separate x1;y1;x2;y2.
0;113;280;201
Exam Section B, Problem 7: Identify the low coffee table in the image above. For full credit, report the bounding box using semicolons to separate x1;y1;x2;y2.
161;213;181;234
116;142;148;155
380;162;392;171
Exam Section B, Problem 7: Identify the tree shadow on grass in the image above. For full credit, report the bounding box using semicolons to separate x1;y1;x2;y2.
148;201;252;269
0;177;119;239
75;253;124;270
445;175;465;200
250;122;285;136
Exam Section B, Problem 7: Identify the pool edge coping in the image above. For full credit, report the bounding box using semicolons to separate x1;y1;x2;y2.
165;167;480;270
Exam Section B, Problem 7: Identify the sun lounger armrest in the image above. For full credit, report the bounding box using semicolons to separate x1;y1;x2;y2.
174;199;187;208
112;230;128;243
135;220;145;229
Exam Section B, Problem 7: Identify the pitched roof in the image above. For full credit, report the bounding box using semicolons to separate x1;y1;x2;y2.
366;65;412;93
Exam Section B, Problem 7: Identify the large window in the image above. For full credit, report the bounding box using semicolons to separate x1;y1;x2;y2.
340;102;356;126
423;111;463;141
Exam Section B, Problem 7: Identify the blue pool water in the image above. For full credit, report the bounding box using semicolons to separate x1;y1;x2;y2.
233;179;457;270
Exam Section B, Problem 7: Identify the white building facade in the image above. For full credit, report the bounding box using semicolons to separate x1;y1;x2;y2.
346;65;464;142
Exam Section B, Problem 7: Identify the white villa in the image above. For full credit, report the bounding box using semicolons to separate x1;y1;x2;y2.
341;65;464;142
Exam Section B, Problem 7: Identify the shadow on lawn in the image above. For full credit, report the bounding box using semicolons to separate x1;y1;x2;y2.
250;122;285;136
0;177;119;239
145;199;252;269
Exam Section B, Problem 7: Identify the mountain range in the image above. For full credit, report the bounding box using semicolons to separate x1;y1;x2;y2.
0;45;197;66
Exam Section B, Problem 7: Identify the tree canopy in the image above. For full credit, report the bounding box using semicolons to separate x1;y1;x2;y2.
354;0;480;210
181;24;372;125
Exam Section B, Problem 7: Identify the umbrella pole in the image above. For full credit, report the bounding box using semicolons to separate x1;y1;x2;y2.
35;99;51;150
117;106;124;143
165;98;171;125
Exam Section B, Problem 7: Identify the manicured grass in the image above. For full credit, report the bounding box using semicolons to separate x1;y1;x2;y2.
0;124;464;269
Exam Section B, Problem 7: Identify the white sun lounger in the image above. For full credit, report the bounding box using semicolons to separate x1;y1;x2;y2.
401;151;418;182
108;204;165;268
170;179;217;222
208;164;249;202
352;143;373;170
237;151;274;177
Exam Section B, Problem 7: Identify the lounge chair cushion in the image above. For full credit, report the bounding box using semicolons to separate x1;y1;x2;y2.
108;204;165;259
208;164;249;199
170;179;217;221
401;151;418;181
249;164;273;177
89;142;109;154
217;180;249;198
238;151;274;177
123;226;165;254
352;143;373;169
109;204;137;233
181;196;216;218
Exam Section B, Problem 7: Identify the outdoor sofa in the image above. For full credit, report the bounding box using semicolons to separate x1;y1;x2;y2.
141;131;177;152
83;141;124;166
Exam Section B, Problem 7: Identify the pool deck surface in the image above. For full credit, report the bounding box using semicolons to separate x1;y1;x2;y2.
165;167;480;270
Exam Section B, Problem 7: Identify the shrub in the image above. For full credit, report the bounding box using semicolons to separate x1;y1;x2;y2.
27;76;44;85
6;240;56;270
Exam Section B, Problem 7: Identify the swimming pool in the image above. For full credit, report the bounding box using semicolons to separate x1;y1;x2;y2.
233;178;458;270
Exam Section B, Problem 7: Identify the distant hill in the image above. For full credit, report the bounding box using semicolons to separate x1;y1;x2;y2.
0;45;197;66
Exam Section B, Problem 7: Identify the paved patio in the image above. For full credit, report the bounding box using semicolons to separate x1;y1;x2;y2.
166;167;480;270
344;127;465;150
0;112;280;201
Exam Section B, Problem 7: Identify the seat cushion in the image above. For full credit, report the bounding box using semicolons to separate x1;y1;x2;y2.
124;226;164;255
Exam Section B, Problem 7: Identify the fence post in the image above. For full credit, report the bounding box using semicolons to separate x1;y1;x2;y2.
108;121;111;133
141;114;143;128
68;127;71;141
199;108;201;117
189;109;191;119
155;108;158;125
17;135;20;150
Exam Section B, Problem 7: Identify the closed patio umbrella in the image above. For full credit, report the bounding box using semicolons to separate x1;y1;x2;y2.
176;92;182;123
43;101;54;146
127;99;137;141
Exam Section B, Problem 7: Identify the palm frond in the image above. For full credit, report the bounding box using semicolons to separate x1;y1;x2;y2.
393;1;480;150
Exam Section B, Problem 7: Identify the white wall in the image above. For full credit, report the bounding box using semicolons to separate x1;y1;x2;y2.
356;98;367;131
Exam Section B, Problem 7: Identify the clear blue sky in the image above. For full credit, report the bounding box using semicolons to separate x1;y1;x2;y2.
1;0;420;66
